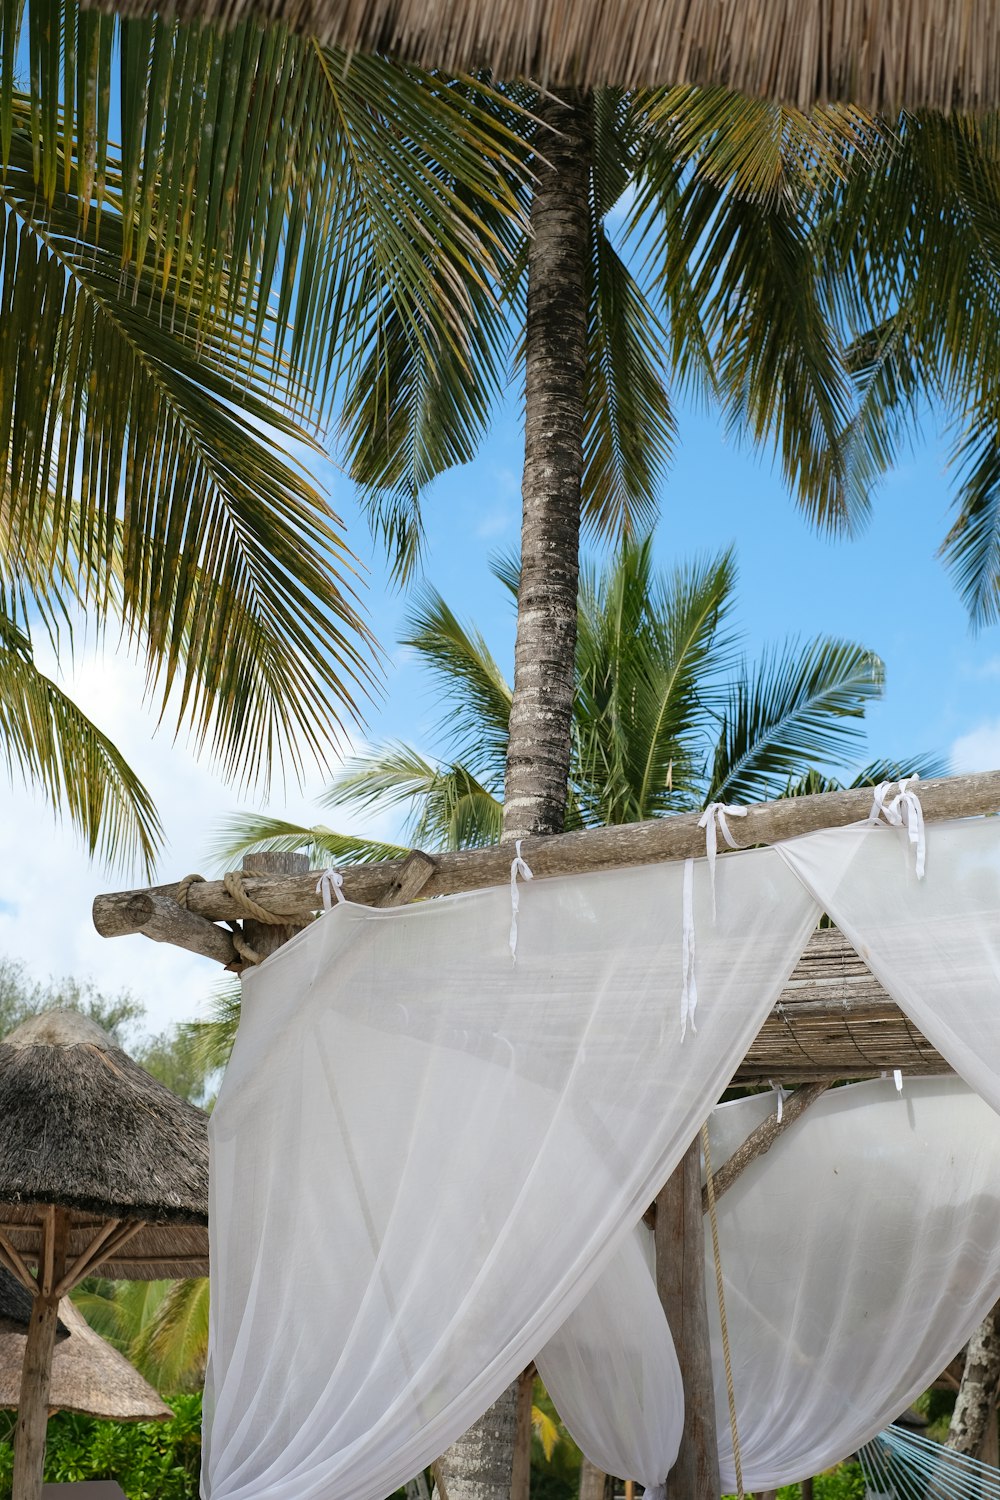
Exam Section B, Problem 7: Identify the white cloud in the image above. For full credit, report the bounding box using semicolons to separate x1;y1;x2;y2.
950;720;1000;775
0;638;400;1037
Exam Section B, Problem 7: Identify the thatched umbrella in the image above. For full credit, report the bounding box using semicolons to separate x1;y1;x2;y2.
0;1011;208;1500
85;0;1000;112
0;1270;170;1423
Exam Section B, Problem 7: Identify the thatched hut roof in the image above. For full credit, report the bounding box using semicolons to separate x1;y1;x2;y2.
0;1012;208;1279
0;1271;67;1340
83;0;1000;112
0;1285;170;1422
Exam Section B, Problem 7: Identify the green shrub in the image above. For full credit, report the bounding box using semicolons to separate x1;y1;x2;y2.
0;1393;202;1500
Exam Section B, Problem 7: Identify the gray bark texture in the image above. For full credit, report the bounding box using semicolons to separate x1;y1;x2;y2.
656;1138;722;1500
434;1385;519;1500
578;1458;614;1500
946;1300;1000;1457
502;87;591;843
439;86;593;1500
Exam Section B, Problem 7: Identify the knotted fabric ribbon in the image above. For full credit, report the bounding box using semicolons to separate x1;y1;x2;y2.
509;839;533;961
316;868;346;912
866;775;926;878
642;1486;667;1500
680;803;748;1040
698;802;749;918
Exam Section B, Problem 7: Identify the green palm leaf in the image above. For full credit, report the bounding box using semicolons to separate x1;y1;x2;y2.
707;638;885;805
209;814;409;869
0;607;161;873
133;1278;210;1393
1;149;374;785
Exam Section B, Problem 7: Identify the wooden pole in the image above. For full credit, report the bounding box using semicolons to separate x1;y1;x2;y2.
12;1206;69;1500
239;851;311;961
701;1082;829;1210
656;1138;721;1500
93;769;1000;934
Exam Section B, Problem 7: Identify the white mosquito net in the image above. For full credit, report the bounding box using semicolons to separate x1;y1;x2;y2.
776;818;1000;1111
541;1077;1000;1493
203;848;819;1500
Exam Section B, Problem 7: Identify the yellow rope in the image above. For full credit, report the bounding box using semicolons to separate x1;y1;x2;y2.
701;1121;744;1499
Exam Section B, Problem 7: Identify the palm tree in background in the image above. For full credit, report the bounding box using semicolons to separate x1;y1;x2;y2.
213;538;945;874
0;0;531;871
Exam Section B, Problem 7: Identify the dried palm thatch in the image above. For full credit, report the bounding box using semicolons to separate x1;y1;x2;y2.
0;1284;169;1422
0;1011;208;1282
82;0;1000;111
0;1011;207;1499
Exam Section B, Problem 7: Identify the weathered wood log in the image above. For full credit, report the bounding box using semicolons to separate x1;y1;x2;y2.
93;769;1000;933
702;1082;829;1211
100;891;240;966
657;1137;721;1500
240;852;310;962
12;1207;69;1500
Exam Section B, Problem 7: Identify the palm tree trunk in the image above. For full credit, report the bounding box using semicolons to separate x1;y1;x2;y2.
434;1385;519;1500
438;86;592;1500
578;1458;613;1500
946;1300;1000;1456
502;87;591;843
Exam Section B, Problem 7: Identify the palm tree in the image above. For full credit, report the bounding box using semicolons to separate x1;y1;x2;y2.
344;90;1000;853
0;0;532;871
213;539;944;869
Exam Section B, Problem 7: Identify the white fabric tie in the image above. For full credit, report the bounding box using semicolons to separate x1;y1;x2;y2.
643;1486;667;1500
698;802;748;917
316;868;346;912
770;1080;786;1123
509;839;533;961
866;776;926;878
681;859;698;1041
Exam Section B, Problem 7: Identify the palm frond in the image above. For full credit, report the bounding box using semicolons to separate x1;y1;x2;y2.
209;814;409;870
707;637;885;805
1;4;534;405
0;153;375;785
401;585;512;780
573;541;738;823
0;609;161;874
583;226;675;539
132;1278;210;1393
940;413;1000;627
783;751;950;798
181;979;242;1072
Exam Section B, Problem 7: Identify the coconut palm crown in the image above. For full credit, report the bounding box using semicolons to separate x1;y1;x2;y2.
213;540;946;866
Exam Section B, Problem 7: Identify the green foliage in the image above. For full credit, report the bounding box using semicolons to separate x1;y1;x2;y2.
0;1394;203;1499
73;1278;209;1394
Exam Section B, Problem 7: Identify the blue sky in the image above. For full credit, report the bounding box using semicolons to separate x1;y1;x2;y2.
346;386;999;780
2;262;1000;1034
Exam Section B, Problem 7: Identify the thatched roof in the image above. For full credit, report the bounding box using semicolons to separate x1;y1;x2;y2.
0;1012;209;1279
83;0;1000;112
0;1270;67;1340
0;1289;170;1421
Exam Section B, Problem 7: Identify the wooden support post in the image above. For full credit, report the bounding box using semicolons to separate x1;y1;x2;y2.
510;1365;535;1500
656;1137;721;1500
12;1206;69;1500
240;852;311;962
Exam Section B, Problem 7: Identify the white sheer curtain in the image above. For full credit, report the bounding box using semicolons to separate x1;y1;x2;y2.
776;818;1000;1111
535;1225;682;1492
709;1077;1000;1489
203;849;819;1500
541;1077;1000;1494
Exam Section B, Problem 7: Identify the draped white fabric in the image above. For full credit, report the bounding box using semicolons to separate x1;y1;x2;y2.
203;850;819;1500
542;1078;1000;1493
710;1077;1000;1488
535;1226;682;1491
776;818;1000;1112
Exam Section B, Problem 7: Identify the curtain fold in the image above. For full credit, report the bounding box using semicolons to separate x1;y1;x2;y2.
775;818;1000;1112
204;849;819;1500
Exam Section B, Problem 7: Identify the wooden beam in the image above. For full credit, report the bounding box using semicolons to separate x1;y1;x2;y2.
93;769;1000;933
13;1207;69;1500
702;1082;829;1211
99;890;239;966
